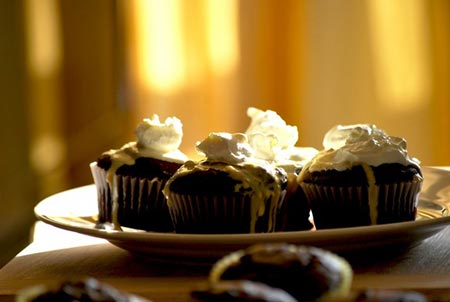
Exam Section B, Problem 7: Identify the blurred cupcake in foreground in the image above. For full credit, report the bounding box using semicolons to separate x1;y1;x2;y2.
16;277;149;302
245;107;317;231
90;115;188;232
299;124;423;229
163;132;287;234
192;280;299;302
208;243;353;302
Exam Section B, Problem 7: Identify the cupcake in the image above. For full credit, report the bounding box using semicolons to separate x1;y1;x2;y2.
192;280;299;302
299;124;423;229
163;132;287;234
208;243;353;302
90;115;188;232
245;107;317;231
16;277;149;302
355;289;427;302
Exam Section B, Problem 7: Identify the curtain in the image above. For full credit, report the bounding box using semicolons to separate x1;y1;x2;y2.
13;0;450;201
120;0;305;159
120;0;449;165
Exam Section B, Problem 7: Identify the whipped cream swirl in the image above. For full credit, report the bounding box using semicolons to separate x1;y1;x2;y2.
136;115;183;153
245;107;298;162
196;132;253;164
323;124;389;150
104;115;187;166
309;124;420;172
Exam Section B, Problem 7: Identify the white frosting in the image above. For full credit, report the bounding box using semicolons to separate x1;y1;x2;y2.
196;132;253;164
245;107;298;162
106;115;188;165
309;124;420;172
323;124;389;150
276;147;319;173
135;114;184;154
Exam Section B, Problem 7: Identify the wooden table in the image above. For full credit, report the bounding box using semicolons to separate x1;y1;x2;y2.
0;220;450;301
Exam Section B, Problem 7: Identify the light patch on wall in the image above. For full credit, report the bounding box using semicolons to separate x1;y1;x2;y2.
24;0;67;194
205;0;239;76
25;0;62;77
133;0;186;94
367;0;431;111
30;135;66;175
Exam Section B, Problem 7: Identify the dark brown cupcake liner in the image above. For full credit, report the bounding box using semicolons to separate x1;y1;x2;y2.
90;162;173;232
301;180;422;229
276;175;313;232
165;191;281;234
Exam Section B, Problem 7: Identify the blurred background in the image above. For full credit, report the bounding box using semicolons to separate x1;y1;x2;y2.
0;0;449;264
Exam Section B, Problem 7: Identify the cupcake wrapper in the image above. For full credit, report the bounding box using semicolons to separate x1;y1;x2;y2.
90;162;173;232
90;162;111;223
276;180;313;232
166;191;280;234
301;180;422;229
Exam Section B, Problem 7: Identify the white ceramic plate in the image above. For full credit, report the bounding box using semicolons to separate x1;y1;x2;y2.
35;166;450;261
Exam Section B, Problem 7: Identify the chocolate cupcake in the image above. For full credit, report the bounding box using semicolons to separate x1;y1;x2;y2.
355;289;427;302
163;132;287;234
299;124;423;229
208;243;353;302
16;277;149;302
90;115;188;232
192;280;299;302
244;107;316;231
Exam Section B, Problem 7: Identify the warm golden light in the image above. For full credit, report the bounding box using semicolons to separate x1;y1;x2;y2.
24;0;68;196
205;0;239;76
367;0;431;110
133;0;185;94
25;0;61;76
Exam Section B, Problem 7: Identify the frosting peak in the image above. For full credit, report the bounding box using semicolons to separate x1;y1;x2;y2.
245;107;298;161
323;124;390;150
104;115;187;166
196;132;254;164
135;115;183;153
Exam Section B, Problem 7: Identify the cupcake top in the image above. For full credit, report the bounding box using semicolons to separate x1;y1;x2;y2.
192;132;286;183
100;115;188;172
306;124;420;172
167;132;287;191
